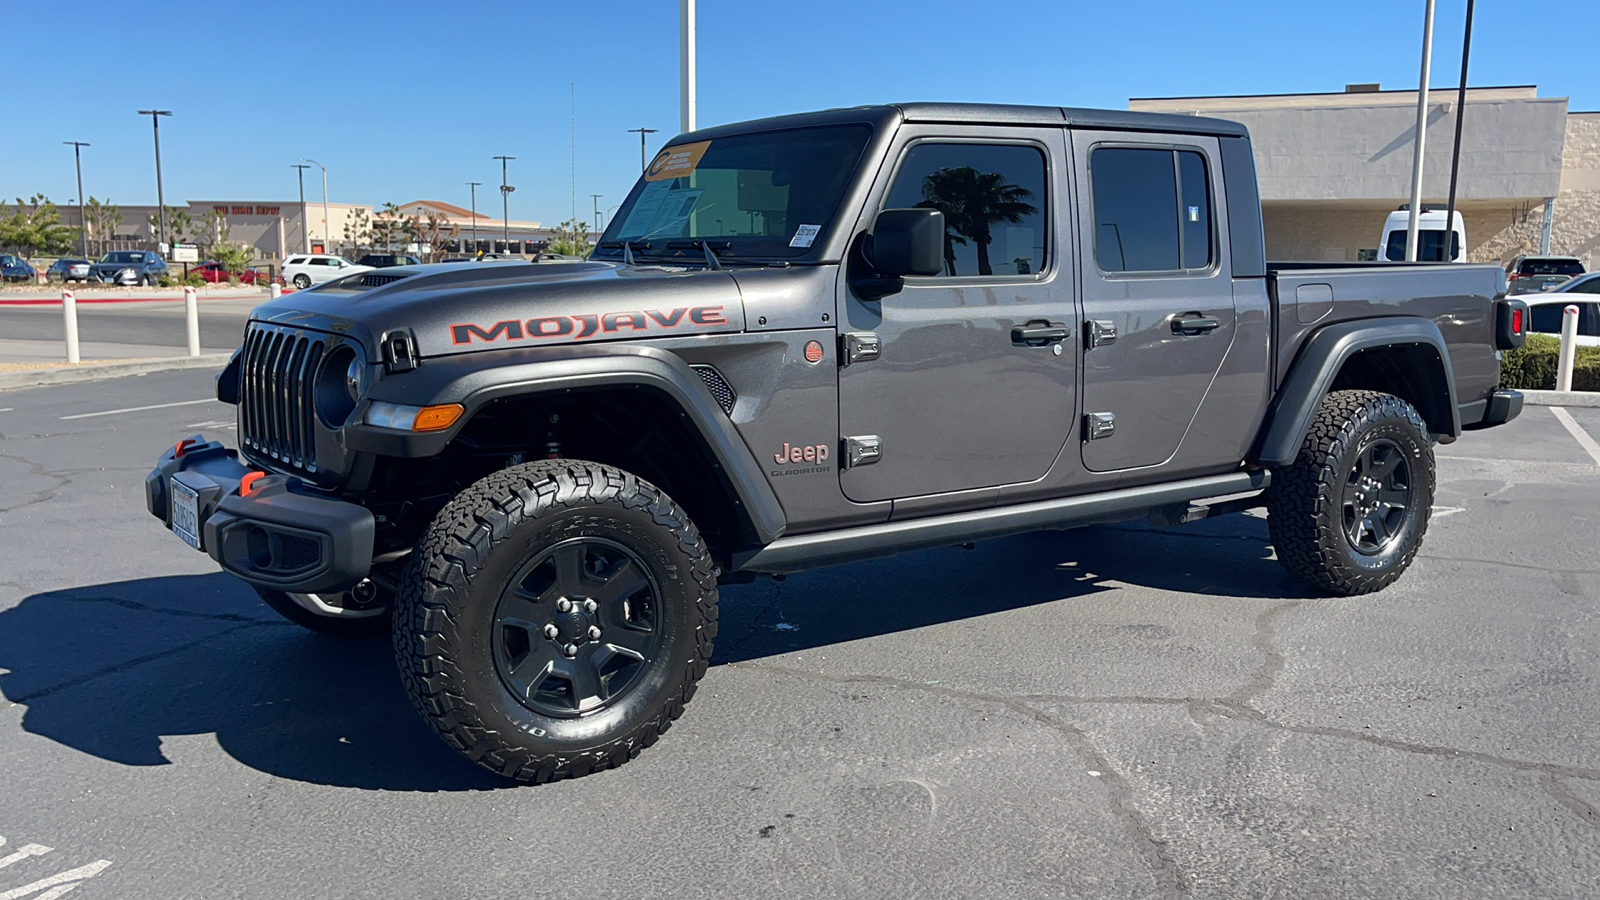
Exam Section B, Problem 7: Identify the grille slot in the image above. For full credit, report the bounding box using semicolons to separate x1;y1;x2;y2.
690;364;736;414
239;325;328;472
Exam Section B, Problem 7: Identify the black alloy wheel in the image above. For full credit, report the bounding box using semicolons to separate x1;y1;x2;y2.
1340;438;1413;555
492;537;664;718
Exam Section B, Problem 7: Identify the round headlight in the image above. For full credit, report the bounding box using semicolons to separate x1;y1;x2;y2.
346;357;364;402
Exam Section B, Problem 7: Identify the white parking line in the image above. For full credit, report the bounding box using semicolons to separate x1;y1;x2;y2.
0;408;13;413
59;398;216;420
1551;407;1600;466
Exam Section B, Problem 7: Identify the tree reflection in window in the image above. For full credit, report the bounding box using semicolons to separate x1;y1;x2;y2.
883;144;1046;277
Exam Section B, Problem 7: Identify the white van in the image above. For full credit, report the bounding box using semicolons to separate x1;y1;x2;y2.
1379;205;1466;263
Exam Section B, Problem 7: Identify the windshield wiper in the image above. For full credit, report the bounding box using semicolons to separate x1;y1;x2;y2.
666;240;730;270
596;240;651;265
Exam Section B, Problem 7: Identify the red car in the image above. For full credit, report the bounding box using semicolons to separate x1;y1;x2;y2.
193;261;259;284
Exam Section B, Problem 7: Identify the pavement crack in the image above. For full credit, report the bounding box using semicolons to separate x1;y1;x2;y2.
54;593;272;624
10;620;285;704
1540;775;1600;830
726;662;1187;895
0;451;73;515
1224;601;1303;706
720;578;788;658
1416;554;1600;577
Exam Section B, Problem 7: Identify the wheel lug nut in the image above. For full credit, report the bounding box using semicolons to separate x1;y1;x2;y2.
555;598;573;613
583;599;598;613
588;626;602;640
543;624;559;639
563;643;578;657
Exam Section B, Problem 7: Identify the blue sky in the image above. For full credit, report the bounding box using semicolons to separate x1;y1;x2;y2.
4;0;1595;229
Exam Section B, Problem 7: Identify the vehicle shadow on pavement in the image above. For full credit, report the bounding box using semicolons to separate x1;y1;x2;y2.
0;573;508;792
714;515;1310;663
0;516;1301;790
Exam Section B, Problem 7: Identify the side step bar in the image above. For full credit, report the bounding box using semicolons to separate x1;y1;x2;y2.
733;470;1270;575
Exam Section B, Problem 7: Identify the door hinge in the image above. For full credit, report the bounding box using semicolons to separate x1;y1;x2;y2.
843;435;883;468
841;332;881;365
1084;412;1116;440
1086;320;1118;349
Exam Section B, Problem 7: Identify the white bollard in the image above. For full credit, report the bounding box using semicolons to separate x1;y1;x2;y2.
269;282;282;301
1556;304;1580;392
184;286;200;357
62;289;80;364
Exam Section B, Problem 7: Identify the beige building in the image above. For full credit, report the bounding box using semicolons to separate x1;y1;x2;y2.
1130;86;1600;270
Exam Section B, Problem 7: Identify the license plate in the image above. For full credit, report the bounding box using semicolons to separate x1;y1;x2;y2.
171;480;201;550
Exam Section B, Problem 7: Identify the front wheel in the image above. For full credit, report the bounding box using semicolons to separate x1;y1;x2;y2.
1266;390;1435;595
394;460;718;783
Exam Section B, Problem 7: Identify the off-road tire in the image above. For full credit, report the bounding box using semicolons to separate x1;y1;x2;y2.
393;459;718;783
1266;390;1435;596
254;586;391;638
292;274;311;289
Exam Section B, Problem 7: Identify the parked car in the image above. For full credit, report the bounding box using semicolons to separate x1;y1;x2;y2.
89;250;169;286
149;101;1527;785
1;254;37;283
192;261;259;284
1505;255;1585;295
356;253;421;268
1379;205;1466;262
282;254;372;290
1522;272;1600;347
46;258;92;282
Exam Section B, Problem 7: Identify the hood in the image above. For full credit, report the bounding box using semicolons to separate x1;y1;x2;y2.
249;260;747;359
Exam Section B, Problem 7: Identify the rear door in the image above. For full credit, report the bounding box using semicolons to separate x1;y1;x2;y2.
1069;131;1236;473
836;126;1077;502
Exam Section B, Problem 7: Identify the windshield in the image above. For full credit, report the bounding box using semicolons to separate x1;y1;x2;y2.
1384;229;1458;262
100;252;145;264
596;124;873;262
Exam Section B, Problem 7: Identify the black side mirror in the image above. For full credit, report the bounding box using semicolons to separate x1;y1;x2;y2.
851;208;944;301
873;208;944;277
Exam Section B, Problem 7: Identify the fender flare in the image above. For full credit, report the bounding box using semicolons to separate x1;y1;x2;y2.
1253;317;1459;467
342;343;787;543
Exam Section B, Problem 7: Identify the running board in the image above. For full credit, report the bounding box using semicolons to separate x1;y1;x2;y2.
733;470;1270;575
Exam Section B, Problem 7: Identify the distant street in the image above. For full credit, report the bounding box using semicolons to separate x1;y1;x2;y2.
0;296;256;361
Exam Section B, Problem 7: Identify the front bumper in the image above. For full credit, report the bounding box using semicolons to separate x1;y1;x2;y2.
145;436;374;592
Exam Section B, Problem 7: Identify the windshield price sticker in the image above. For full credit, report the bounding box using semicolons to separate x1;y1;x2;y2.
789;224;822;248
645;140;712;182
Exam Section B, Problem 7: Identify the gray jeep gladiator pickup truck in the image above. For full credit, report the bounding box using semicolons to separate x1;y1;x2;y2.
146;102;1528;783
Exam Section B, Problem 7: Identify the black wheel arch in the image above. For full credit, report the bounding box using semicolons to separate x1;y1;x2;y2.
344;343;787;554
1253;317;1460;467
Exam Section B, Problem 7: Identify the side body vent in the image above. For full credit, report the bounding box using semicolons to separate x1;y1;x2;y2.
360;272;412;287
690;364;736;414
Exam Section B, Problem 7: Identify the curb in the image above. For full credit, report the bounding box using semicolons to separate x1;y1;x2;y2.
1521;389;1600;408
0;354;232;391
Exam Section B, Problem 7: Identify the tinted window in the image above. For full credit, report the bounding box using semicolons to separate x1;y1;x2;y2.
309;258;332;266
1384;230;1459;262
1091;147;1214;273
1571;277;1600;295
1519;258;1585;276
1529;304;1573;334
286;257;307;265
881;143;1047;277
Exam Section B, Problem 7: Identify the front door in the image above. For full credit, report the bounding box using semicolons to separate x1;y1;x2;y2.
837;127;1077;503
1070;131;1237;473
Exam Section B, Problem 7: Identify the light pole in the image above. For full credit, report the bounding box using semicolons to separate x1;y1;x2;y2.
493;156;515;250
590;194;603;233
291;164;311;253
467;181;481;254
1404;0;1437;262
680;0;696;133
628;127;659;172
137;109;172;251
301;158;329;252
64;141;90;258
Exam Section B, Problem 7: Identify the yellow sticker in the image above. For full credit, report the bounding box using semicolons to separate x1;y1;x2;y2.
645;140;712;182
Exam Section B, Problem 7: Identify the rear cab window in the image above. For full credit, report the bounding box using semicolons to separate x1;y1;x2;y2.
1089;146;1215;273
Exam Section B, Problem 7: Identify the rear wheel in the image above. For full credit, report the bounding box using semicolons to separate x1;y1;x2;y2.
292;274;311;289
254;584;390;638
1267;390;1434;595
394;459;717;783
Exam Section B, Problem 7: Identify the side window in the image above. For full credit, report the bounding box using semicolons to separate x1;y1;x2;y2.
881;142;1047;277
1571;278;1600;295
1090;146;1214;273
1529;304;1566;334
309;258;331;267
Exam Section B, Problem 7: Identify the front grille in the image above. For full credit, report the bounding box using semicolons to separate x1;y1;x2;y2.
360;272;411;287
239;325;327;472
690;364;736;414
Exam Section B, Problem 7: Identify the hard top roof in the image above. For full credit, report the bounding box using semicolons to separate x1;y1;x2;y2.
679;102;1249;142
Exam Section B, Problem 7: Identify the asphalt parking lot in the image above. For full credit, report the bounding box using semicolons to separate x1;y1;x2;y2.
1;369;1597;899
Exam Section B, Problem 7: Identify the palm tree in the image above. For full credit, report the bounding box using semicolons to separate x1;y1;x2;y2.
917;167;1037;276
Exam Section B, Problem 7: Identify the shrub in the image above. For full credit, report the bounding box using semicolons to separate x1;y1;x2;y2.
1498;333;1600;391
183;271;207;288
